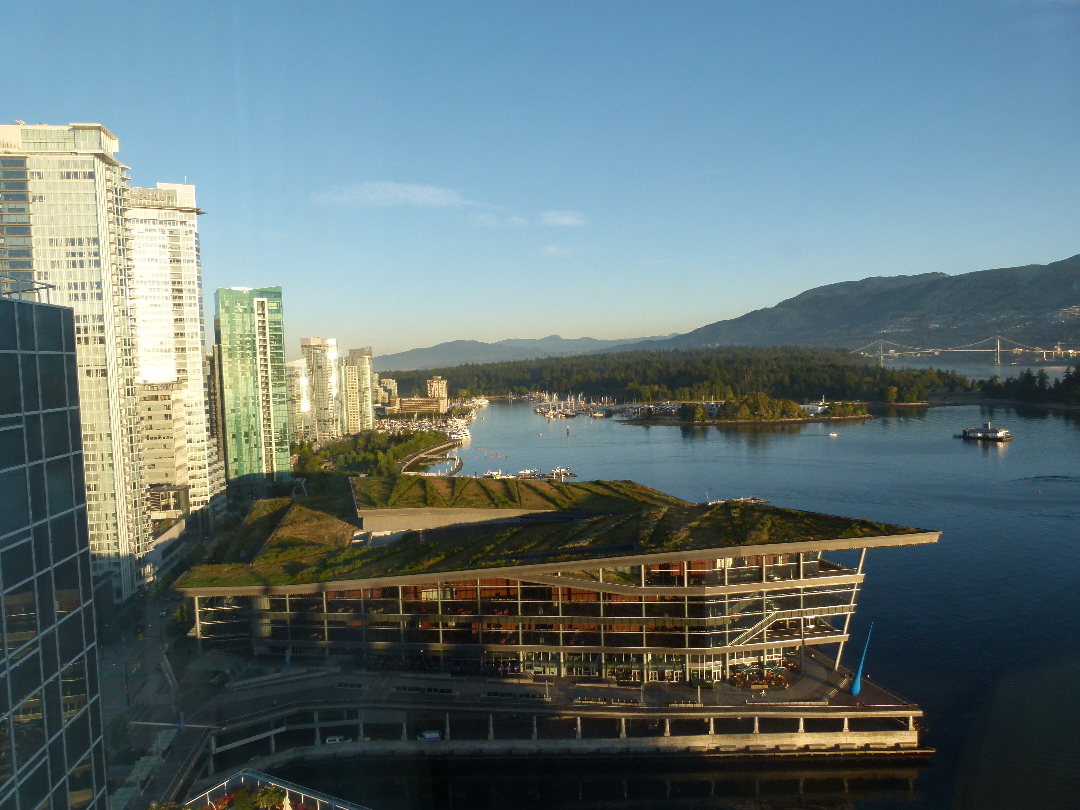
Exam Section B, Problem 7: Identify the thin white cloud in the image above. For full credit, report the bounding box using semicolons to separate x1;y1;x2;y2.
540;210;587;227
543;245;574;258
470;213;529;227
313;182;472;208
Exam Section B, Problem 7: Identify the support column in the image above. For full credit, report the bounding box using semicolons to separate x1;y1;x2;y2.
908;715;915;731
193;596;203;654
708;717;714;735
445;712;451;741
532;715;538;740
752;716;760;734
620;718;626;739
270;734;276;754
488;714;495;740
663;718;670;737
401;721;408;742
314;711;320;745
575;717;582;740
842;717;849;732
798;717;805;733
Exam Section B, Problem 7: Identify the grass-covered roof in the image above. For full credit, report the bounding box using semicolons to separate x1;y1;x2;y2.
351;475;685;512
176;477;921;590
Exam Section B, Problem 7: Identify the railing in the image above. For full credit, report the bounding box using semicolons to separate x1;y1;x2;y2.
0;275;52;302
185;769;372;810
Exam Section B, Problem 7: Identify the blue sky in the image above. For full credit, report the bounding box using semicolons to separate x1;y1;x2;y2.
5;1;1079;355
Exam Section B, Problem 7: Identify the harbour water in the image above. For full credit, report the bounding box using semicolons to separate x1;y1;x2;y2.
281;401;1080;809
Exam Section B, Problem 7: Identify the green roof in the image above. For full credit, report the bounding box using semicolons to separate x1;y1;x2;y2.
351;475;686;511
176;478;921;590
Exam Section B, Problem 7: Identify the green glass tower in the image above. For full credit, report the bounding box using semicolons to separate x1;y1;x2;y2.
213;287;290;497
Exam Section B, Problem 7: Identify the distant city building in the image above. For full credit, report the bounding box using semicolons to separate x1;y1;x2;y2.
136;382;189;521
205;347;224;461
126;182;224;530
427;375;448;400
385;396;448;416
214;287;290;497
370;371;386;405
285;358;312;445
378;376;397;402
340;347;375;434
300;337;341;443
0;286;108;810
0;122;149;601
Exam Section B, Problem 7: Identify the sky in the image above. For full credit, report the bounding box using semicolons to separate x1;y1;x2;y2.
4;1;1079;356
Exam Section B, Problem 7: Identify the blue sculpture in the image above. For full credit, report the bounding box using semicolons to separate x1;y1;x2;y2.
851;622;873;696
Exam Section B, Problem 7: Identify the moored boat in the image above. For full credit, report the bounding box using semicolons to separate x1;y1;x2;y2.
955;422;1013;442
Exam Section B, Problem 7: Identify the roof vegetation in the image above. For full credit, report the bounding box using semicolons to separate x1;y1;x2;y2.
351;475;686;512
176;478;919;590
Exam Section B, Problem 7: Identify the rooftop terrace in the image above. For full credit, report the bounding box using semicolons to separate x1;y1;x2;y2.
176;477;925;591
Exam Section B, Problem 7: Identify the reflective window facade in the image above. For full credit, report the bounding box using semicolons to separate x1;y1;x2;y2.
190;547;867;683
340;348;374;434
300;338;341;443
0;294;106;810
214;287;290;496
1;124;149;602
126;184;224;523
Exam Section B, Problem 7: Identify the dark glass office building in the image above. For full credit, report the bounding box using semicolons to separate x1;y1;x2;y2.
0;285;106;810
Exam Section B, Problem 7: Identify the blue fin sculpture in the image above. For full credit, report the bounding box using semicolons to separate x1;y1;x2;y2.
851;622;873;696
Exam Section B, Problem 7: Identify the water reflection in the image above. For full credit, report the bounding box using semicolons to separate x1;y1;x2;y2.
276;756;928;810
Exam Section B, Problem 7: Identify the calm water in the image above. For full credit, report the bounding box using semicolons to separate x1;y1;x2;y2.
286;402;1080;809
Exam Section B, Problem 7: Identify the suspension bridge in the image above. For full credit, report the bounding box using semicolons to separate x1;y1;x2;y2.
852;335;1080;367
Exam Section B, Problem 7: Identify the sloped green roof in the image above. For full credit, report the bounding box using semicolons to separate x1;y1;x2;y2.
176;480;921;590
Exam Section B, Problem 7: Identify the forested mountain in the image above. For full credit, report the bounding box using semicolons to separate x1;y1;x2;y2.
627;254;1080;351
374;333;673;372
391;347;972;403
377;255;1079;372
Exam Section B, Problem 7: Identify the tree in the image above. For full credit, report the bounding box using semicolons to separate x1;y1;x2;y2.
256;785;287;809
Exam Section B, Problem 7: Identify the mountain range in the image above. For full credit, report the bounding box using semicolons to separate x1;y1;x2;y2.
373;334;675;372
375;254;1080;371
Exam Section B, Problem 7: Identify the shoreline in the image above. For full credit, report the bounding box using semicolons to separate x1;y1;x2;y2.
928;396;1080;412
619;414;873;428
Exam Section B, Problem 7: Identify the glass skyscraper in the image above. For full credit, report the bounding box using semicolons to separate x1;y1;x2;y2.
299;337;341;444
214;287;290;497
0;284;107;810
340;347;375;434
284;359;312;446
126;183;224;530
0;122;148;602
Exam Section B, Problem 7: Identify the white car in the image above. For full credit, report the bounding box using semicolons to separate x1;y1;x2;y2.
416;730;441;741
323;736;352;744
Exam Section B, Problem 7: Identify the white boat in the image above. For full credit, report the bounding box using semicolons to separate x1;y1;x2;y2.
955;422;1013;442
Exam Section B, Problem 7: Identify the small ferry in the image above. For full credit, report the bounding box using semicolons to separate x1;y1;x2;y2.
955;422;1013;442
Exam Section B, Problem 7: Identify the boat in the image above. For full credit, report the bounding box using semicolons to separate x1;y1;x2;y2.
954;422;1013;442
829;432;838;437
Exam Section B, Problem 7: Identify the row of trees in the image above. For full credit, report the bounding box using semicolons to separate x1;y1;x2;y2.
292;430;448;477
678;393;804;422
980;366;1080;405
391;347;973;403
675;393;868;422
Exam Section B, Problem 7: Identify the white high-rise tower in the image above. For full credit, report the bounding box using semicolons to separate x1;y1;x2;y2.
126;183;224;531
0;122;148;600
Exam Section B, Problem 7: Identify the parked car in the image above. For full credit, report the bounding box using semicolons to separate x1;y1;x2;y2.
416;730;441;741
323;736;352;744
